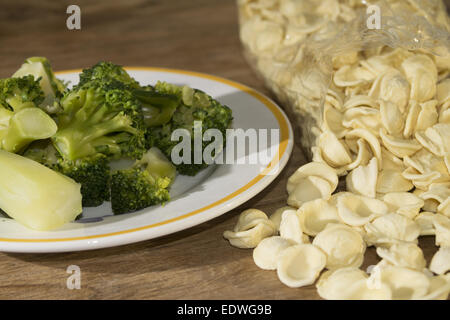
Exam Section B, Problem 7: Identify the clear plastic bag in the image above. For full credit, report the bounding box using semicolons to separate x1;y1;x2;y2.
238;0;450;159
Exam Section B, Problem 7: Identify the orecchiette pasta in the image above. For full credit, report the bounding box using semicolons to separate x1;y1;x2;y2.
376;243;426;271
276;244;327;288
429;246;450;275
312;223;366;270
223;209;276;248
297;199;341;236
253;236;296;270
235;0;450;301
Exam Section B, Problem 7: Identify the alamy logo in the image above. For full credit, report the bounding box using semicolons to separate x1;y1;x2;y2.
170;121;280;174
366;5;381;30
66;265;81;289
66;5;81;30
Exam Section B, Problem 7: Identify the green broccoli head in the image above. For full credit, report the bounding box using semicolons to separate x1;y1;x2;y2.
0;76;44;111
110;147;176;215
146;82;233;176
12;57;66;114
23;141;110;207
56;154;110;207
78;61;140;89
52;82;146;161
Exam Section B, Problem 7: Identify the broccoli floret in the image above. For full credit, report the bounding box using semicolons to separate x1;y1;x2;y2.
23;141;110;207
111;147;176;215
0;75;44;111
56;154;110;207
134;89;180;127
13;57;66;114
0;76;57;153
146;81;232;176
52;82;146;161
78;62;179;128
78;61;140;89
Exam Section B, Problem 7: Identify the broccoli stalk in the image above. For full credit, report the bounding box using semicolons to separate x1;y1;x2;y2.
0;149;82;231
0;76;57;153
111;147;176;215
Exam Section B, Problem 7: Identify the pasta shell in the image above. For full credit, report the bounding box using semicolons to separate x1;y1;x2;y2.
344;139;373;171
298;199;341;236
253;236;296;270
376;243;426;271
346;157;378;198
346;128;382;167
343;95;378;110
414;211;436;236
433;214;450;247
270;206;296;231
380;129;422;158
415;100;439;132
403;100;421;138
402;167;446;191
334;64;375;87
382;192;424;219
316;267;392;300
415;123;450;157
420;275;450;300
381;147;405;171
287;161;338;194
318;131;352;167
342;107;381;136
420;183;450;212
223;220;277;249
377;169;414;193
223;209;277;248
287;175;333;208
313;223;366;269
429;247;450;275
276;244;326;288
436;79;450;107
370;69;410;112
379;100;404;136
336;193;388;226
401;54;437;102
233;208;269;232
370;265;430;300
364;213;420;245
279;209;309;244
322;104;348;138
403;149;448;175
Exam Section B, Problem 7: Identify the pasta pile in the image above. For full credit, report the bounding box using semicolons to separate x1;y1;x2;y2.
224;0;450;300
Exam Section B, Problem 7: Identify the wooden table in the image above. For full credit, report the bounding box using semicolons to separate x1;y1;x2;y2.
0;0;447;300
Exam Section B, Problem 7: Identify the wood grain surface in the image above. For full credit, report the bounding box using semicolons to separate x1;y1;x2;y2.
0;0;448;300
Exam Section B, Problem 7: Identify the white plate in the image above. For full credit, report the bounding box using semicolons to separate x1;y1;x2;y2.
0;67;293;253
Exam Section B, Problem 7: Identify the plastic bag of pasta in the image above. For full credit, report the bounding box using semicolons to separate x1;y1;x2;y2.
238;0;450;162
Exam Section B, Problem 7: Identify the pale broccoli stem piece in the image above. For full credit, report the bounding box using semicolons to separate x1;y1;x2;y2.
0;150;82;231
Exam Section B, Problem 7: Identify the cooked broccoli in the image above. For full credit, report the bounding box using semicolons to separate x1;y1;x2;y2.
23;141;110;207
111;147;176;215
77;61;141;90
78;62;180;128
0;76;57;153
145;81;233;176
52;82;146;161
13;57;66;114
0;149;82;231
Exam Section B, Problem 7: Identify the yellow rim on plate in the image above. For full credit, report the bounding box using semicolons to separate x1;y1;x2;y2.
0;67;290;242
